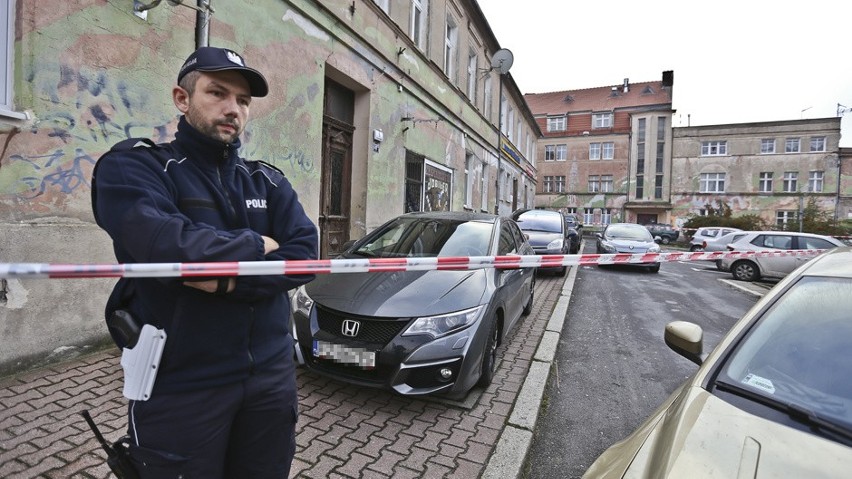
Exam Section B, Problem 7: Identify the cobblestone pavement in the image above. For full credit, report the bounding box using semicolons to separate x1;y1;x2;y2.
0;272;566;479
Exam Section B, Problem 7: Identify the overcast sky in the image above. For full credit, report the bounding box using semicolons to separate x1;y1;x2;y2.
477;0;852;146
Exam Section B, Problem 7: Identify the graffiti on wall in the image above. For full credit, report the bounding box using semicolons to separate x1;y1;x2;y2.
2;64;318;203
1;63;176;202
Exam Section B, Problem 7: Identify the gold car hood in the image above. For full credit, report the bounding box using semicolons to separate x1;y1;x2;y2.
586;386;852;478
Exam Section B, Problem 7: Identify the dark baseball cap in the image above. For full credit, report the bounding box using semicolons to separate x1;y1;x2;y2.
177;46;269;97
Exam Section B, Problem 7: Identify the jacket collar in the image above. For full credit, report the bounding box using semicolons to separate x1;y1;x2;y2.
173;116;242;167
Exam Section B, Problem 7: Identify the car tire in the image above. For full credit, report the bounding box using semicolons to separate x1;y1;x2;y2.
731;260;759;281
556;265;567;277
661;237;671;245
522;276;536;316
648;263;660;273
477;316;500;388
689;245;703;252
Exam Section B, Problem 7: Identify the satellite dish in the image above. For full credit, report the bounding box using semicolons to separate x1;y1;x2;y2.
490;49;514;74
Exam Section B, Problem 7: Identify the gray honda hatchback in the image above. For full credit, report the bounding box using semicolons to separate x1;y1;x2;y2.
291;211;536;399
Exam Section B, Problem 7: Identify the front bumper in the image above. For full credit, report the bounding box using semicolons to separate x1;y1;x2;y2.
292;305;487;397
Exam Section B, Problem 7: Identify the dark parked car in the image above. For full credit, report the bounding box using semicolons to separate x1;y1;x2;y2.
563;213;584;235
291;211;536;399
643;223;680;245
595;222;661;272
512;209;577;276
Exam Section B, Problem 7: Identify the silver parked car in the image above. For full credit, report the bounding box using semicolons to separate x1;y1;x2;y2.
585;247;852;478
718;231;846;281
595;223;661;273
689;226;743;251
291;211;536;399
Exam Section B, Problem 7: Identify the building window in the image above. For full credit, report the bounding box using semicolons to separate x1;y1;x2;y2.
809;170;824;192
589;175;600;192
785;137;800;153
699;172;726;193
654;175;663;199
547;116;566;132
466;49;478;101
701;141;727;156
480;163;488;211
583;208;594;225
601;208;612;225
464;153;474;207
545;145;556;161
592;113;613;129
410;0;427;50
761;138;776;154
601;175;613;192
544;176;565;193
810;136;826;152
483;75;492;120
602;142;614;160
373;0;390;13
555;144;567;161
636;118;645;199
758;172;773;193
1;0;15;114
405;154;452;212
589;143;601;160
444;15;458;83
782;171;798;192
776;210;797;227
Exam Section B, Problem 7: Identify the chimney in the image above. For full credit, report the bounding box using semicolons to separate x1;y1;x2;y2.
662;70;674;87
623;78;629;93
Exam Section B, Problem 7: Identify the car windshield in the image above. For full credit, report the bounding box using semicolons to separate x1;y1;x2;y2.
605;225;652;241
717;276;852;429
352;217;494;258
516;213;562;233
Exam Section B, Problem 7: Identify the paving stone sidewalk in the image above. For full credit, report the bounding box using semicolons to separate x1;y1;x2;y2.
0;270;570;479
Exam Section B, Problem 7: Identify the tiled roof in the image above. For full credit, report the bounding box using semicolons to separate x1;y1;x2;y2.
524;79;672;116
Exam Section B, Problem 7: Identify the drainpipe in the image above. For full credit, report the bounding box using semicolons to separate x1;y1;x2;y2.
495;75;503;215
836;154;842;222
196;0;211;48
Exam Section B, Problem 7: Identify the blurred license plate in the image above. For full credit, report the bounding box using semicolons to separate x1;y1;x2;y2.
313;340;376;369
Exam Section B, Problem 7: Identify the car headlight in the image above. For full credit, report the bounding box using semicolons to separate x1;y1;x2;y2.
402;306;485;339
648;244;661;253
292;286;314;317
599;241;617;253
547;238;564;250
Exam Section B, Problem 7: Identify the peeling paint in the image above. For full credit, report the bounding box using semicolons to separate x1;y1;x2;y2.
282;10;330;41
3;279;29;309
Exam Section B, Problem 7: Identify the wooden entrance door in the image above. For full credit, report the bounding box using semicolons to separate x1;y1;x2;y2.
319;117;353;258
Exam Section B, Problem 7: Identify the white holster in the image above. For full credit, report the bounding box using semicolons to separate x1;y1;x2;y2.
120;324;167;401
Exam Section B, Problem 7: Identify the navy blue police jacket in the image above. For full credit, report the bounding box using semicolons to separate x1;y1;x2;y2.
92;116;318;394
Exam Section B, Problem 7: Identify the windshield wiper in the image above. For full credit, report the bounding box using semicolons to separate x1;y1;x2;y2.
716;379;852;444
786;403;852;444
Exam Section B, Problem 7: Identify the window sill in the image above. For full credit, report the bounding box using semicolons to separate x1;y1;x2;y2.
0;109;30;121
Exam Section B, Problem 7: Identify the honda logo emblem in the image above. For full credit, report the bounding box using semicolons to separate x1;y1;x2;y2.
341;320;360;337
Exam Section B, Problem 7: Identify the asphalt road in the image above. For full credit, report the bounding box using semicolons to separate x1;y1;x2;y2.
523;244;763;479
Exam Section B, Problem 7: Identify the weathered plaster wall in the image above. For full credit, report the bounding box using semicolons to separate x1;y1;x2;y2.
0;0;537;373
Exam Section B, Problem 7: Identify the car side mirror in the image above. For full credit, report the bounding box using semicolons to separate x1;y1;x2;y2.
595;232;602;239
665;321;704;366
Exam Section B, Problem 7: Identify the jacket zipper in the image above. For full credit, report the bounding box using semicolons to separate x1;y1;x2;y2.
217;147;238;226
247;306;256;374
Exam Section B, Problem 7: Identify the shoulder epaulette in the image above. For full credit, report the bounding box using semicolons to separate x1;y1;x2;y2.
108;138;158;152
256;160;286;176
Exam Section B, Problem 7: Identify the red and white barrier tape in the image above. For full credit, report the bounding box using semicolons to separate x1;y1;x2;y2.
0;249;824;280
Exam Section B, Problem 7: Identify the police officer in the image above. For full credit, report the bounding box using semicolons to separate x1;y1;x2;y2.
91;46;318;478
